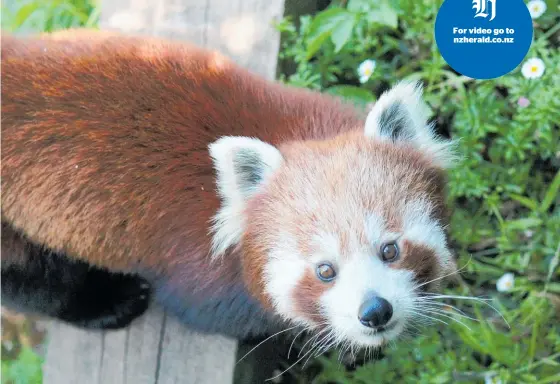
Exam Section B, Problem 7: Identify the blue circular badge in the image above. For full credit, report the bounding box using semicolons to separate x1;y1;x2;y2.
435;0;533;80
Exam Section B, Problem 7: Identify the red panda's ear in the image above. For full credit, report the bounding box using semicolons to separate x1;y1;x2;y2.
208;136;283;257
364;81;457;169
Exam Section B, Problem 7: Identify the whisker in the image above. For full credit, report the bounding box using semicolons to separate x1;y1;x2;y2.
416;302;480;322
420;309;472;331
265;343;318;382
412;256;472;290
417;294;510;328
287;326;313;360
236;325;300;364
403;310;449;326
302;344;319;369
310;329;333;351
305;332;336;368
339;342;351;364
298;328;330;358
404;322;424;335
418;294;492;301
400;329;422;340
350;344;357;361
416;300;474;315
313;332;337;358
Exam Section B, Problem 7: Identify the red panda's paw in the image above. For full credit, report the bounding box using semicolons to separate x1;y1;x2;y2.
1;237;152;330
60;270;152;330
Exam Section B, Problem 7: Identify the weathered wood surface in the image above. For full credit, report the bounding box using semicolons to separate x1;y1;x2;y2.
44;307;239;383
43;0;285;383
99;0;285;78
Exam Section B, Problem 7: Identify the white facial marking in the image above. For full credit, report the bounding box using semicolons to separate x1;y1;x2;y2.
208;136;283;258
303;201;450;348
263;232;309;326
259;192;453;350
402;198;453;268
320;252;415;348
309;231;341;264
364;213;385;246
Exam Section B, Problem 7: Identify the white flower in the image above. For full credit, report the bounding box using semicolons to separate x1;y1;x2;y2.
358;59;376;83
484;373;502;384
496;272;515;292
521;57;546;79
527;0;547;19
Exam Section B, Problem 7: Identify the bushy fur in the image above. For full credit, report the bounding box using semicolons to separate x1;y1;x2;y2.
1;30;456;346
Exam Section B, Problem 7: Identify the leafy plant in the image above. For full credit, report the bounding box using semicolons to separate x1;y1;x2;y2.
276;0;560;383
1;347;44;384
2;0;559;383
1;0;99;33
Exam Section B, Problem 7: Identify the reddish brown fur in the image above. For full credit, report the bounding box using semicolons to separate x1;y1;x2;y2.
391;241;440;290
293;269;330;324
241;232;273;310
1;30;365;295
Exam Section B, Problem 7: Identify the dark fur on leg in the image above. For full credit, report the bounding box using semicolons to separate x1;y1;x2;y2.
1;226;151;329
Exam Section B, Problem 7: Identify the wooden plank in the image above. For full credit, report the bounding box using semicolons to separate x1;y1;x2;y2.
43;0;285;383
156;315;237;384
43;322;104;383
98;0;285;78
121;309;166;384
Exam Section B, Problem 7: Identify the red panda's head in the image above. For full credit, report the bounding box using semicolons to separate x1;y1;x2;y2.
208;82;457;348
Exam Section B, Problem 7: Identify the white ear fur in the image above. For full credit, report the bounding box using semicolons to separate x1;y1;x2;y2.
364;81;457;168
208;136;283;258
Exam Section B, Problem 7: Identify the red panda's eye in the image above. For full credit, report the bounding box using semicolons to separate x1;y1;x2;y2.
316;263;336;282
381;243;399;262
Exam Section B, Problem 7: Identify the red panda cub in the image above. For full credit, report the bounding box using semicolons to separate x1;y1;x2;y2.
1;31;457;350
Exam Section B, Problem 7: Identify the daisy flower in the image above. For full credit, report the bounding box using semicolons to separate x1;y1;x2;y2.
358;59;376;84
484;373;503;384
517;96;531;108
527;0;547;19
496;272;515;292
521;57;545;79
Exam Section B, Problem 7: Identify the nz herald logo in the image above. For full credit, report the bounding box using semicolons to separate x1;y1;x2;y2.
473;0;496;21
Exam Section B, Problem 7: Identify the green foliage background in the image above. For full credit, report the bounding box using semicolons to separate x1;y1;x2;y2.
1;0;559;383
276;1;559;383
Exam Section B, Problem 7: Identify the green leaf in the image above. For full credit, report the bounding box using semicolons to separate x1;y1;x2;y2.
367;0;398;29
347;0;371;12
326;85;374;107
503;217;543;230
330;14;356;53
13;1;39;29
546;244;559;284
509;194;539;211
305;8;350;59
85;6;100;27
401;72;424;83
536;373;560;384
540;170;560;213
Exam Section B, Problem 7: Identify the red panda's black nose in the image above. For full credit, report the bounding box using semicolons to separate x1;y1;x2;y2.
358;296;393;328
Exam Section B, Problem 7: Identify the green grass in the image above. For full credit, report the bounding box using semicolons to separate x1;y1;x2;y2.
275;0;559;382
1;347;43;384
2;0;559;383
1;0;98;32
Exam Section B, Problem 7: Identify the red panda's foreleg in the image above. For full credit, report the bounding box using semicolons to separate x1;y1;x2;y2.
1;221;152;329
